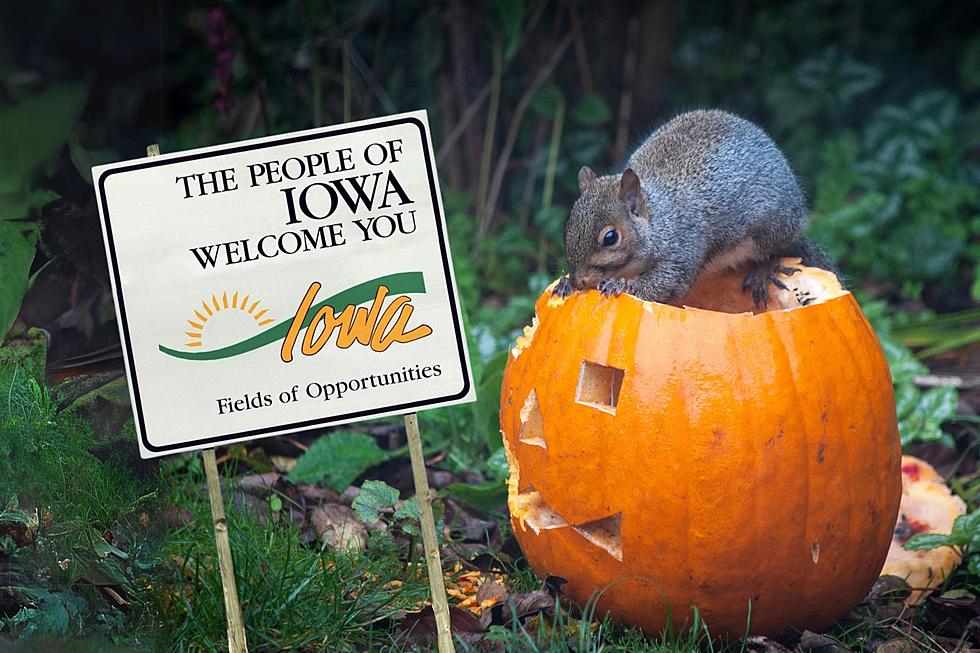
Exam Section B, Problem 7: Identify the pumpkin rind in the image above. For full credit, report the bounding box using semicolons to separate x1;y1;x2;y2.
500;264;902;638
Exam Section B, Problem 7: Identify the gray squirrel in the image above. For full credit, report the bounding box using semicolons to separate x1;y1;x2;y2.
554;109;838;308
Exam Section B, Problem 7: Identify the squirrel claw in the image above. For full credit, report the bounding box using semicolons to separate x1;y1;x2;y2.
597;277;634;297
552;275;574;299
743;263;796;310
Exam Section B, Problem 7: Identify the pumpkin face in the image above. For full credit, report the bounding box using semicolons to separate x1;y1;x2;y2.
499;260;902;638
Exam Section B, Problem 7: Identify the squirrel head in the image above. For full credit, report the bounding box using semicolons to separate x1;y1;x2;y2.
564;166;653;289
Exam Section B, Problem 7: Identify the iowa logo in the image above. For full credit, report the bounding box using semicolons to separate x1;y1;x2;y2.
159;272;431;362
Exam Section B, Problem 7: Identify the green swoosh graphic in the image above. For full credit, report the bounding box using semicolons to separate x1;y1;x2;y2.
159;272;426;361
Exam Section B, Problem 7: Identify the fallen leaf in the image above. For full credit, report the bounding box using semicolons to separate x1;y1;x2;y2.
476;580;509;627
396;605;485;648
310;503;367;553
270;455;297;473
542;575;567;598
744;635;793;653
798;630;853;653
932;588;976;608
237;472;281;497
874;638;918;653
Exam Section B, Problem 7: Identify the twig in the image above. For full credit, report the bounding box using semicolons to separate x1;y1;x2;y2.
435;0;549;165
475;41;503;231
346;40;397;114
613;13;639;163
540;94;566;210
518;122;549;229
914;374;980;388
566;0;593;94
481;33;574;241
301;0;322;127
341;38;352;123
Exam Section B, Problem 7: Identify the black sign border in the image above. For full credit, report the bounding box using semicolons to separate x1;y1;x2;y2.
97;116;472;454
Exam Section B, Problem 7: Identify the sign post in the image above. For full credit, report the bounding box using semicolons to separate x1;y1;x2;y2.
97;113;474;653
201;448;249;652
404;413;454;651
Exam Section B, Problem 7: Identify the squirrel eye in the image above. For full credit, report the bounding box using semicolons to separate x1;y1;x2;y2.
601;229;619;247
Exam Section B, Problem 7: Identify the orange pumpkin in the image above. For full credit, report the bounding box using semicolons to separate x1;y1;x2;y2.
499;260;902;638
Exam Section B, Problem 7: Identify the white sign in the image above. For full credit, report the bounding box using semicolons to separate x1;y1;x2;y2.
94;111;475;458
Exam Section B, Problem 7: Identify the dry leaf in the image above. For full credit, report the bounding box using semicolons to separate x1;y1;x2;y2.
310;503;367;552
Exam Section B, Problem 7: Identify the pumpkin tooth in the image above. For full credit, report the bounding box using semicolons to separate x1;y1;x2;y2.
512;315;540;358
513;490;569;533
571;513;623;561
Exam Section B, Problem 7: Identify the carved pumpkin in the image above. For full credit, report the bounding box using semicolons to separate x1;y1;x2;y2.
500;260;902;637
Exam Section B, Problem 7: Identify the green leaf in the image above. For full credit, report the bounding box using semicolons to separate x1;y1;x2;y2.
68;134;118;185
392;495;444;538
269;494;282;513
898;385;958;449
352;479;400;524
287;431;391;490
9;588;86;636
0;220;40;339
0;85;86;340
951;509;980;547
571;93;612;125
918;386;959;422
444;479;507;514
905;531;959;551
878;333;927;385
969;554;980;577
0;83;88;182
494;0;524;60
394;496;421;535
475;349;509;451
485;447;509;481
939;588;975;601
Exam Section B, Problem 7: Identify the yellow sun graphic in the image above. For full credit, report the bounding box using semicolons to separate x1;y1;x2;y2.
184;290;273;348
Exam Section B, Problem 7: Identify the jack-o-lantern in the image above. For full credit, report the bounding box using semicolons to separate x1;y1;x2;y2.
499;260;902;638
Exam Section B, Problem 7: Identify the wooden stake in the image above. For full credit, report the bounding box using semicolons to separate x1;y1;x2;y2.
404;413;456;653
202;448;249;653
146;143;247;653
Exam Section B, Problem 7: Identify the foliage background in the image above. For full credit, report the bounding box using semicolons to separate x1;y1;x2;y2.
1;0;979;649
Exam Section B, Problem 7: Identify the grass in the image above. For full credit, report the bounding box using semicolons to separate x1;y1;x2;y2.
159;457;432;651
0;358;162;649
158;449;745;652
2;336;978;652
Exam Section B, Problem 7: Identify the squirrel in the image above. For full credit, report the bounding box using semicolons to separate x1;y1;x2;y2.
553;109;838;308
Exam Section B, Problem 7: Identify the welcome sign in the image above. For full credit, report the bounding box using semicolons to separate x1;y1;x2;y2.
95;111;475;458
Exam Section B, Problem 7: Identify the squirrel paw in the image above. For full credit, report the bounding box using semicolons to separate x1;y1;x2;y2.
742;263;799;310
552;275;574;298
597;277;635;297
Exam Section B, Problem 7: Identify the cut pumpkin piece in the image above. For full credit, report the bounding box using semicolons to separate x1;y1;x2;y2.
879;455;967;604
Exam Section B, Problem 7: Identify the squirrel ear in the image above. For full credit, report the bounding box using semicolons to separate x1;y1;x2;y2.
578;166;597;193
619;168;644;216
